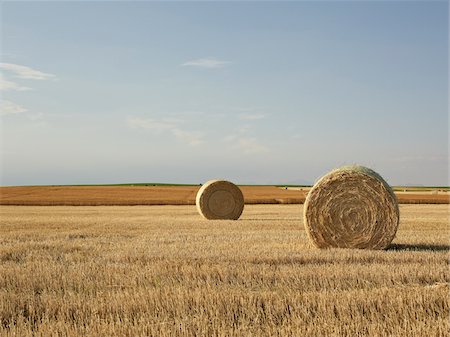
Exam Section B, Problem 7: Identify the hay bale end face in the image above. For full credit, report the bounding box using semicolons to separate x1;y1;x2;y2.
304;166;399;250
196;180;244;220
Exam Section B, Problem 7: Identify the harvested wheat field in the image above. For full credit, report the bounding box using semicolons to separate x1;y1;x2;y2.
0;185;448;205
0;186;306;206
0;204;448;337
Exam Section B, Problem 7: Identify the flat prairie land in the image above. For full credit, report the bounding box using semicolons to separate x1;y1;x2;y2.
0;185;448;205
0;204;448;337
0;186;306;206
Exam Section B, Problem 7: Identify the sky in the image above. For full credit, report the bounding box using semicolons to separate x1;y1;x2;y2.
0;1;448;186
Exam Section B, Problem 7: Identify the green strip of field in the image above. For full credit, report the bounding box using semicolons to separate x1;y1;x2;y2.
2;183;449;190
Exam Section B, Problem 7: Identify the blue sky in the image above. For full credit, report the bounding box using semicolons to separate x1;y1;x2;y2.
0;1;448;186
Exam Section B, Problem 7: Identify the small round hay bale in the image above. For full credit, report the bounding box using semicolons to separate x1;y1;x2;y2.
304;165;399;250
196;180;244;220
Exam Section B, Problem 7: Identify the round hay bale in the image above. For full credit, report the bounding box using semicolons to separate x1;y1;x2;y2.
196;180;244;220
303;165;399;250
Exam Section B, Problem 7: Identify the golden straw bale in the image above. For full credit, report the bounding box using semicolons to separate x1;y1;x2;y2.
304;166;399;250
196;180;244;220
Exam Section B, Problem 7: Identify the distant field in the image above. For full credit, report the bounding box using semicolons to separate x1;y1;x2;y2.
0;185;448;205
0;204;448;336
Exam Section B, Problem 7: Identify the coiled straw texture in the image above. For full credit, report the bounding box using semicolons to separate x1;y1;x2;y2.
304;166;399;250
196;180;244;220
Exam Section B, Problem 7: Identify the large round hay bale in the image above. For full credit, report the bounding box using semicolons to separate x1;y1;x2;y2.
196;180;244;220
304;165;399;250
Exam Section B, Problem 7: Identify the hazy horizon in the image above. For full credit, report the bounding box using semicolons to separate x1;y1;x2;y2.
1;1;448;186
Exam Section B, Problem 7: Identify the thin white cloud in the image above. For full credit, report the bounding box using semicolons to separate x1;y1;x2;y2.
182;58;230;69
172;128;203;146
224;134;269;154
0;64;55;121
236;137;269;154
28;112;45;121
0;63;55;80
223;124;269;154
0;74;31;91
232;106;263;112
0;100;27;116
127;117;203;146
238;113;266;121
128;117;174;132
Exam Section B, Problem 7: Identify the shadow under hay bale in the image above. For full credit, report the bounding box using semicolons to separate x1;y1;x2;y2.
387;243;450;252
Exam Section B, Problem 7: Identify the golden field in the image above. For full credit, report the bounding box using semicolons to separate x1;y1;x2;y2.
0;204;448;337
0;185;448;205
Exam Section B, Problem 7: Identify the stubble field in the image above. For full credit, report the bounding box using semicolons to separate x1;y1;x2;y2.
0;185;448;205
0;204;448;337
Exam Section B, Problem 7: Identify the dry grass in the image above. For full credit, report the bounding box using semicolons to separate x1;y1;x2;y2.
0;185;448;206
0;204;448;336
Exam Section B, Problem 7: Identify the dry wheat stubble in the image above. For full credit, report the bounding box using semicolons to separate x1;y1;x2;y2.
0;204;448;337
304;165;400;249
196;180;244;220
